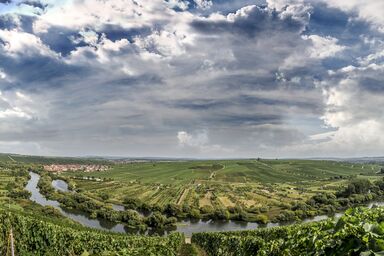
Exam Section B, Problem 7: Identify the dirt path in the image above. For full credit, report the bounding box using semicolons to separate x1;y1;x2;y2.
208;164;225;180
179;242;208;256
7;155;16;162
177;188;189;205
257;161;274;169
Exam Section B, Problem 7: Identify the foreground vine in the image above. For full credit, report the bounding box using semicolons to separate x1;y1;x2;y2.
0;211;184;256
192;207;384;256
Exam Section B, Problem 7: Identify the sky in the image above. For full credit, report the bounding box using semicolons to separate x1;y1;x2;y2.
0;0;383;158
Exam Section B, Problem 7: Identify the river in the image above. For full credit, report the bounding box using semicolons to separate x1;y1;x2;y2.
26;171;379;237
27;172;128;233
51;179;69;192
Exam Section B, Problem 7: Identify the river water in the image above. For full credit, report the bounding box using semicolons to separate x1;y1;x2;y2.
28;172;128;233
51;179;70;192
26;171;377;237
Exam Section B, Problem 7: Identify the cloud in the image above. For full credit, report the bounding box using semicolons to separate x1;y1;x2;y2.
191;4;310;38
0;0;382;158
177;130;208;147
177;130;233;155
194;0;212;10
323;0;384;32
0;29;57;57
0;70;6;79
303;35;345;59
300;53;384;156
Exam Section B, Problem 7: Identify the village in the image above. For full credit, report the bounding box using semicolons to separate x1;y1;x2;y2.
43;164;109;173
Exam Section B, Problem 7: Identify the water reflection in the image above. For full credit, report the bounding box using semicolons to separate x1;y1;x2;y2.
27;172;60;208
27;172;128;234
52;179;69;192
111;204;125;211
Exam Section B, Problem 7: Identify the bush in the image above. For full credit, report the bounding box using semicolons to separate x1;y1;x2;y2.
189;208;201;219
255;214;268;224
200;205;214;214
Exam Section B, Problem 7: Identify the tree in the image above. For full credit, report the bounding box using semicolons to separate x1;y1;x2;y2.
213;208;230;220
344;179;372;196
99;192;109;201
200;205;214;215
164;203;182;217
189;208;201;219
123;197;142;209
255;214;268;224
146;211;166;228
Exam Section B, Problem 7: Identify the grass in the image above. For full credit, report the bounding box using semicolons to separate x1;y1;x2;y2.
0;153;109;165
77;161;217;185
0;168;16;206
66;159;380;184
59;159;383;220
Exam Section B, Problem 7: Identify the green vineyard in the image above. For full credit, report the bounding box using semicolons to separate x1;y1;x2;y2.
2;157;384;255
3;206;384;255
0;211;184;256
192;207;384;256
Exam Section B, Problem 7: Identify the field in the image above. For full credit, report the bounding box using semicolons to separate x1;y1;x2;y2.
61;159;382;220
1;155;384;255
0;168;15;205
0;153;109;165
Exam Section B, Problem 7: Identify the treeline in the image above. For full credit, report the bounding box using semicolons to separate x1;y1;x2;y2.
276;178;384;222
58;193;180;230
192;207;384;255
122;196;270;224
6;168;31;200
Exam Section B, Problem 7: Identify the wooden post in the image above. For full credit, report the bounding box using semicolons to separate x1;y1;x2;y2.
10;228;15;256
8;197;15;256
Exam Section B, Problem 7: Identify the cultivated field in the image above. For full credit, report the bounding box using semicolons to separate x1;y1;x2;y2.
1;155;384;255
61;159;381;219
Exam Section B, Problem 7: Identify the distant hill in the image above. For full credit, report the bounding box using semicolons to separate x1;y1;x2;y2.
0;153;110;165
302;156;384;164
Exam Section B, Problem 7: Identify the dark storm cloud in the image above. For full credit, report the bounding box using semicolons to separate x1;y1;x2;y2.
165;99;228;110
36;24;153;57
37;27;87;56
305;2;377;50
107;74;164;87
18;0;47;10
238;95;320;109
214;74;280;90
0;54;89;87
0;14;35;32
355;76;384;93
191;5;308;38
321;57;354;70
306;3;349;37
166;94;320;112
100;24;152;42
212;113;282;125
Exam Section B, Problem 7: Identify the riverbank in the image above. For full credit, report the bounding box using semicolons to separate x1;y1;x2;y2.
26;171;384;237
